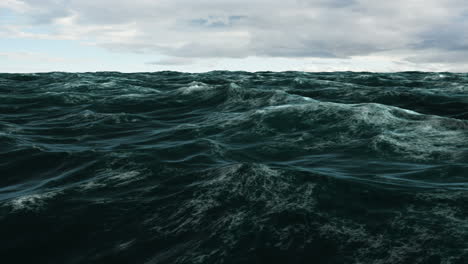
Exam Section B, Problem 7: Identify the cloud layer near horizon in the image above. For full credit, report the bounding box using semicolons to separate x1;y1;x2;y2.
1;0;468;71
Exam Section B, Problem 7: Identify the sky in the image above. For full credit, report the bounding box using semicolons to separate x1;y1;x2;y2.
1;0;468;72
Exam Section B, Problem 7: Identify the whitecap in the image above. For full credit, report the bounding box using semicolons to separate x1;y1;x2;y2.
7;191;59;211
179;81;212;94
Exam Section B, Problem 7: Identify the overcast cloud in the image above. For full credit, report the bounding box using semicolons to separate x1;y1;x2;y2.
1;0;468;71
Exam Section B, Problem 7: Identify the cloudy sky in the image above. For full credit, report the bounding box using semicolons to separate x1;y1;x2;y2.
1;0;467;72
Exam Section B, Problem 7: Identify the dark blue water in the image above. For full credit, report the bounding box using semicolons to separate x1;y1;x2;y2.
1;71;467;263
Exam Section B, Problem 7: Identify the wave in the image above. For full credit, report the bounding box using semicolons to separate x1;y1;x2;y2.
0;71;467;263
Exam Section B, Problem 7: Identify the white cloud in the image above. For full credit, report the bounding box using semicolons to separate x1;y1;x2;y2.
0;0;30;12
147;57;195;66
0;51;93;63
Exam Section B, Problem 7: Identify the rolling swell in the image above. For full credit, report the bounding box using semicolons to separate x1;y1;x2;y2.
0;71;467;263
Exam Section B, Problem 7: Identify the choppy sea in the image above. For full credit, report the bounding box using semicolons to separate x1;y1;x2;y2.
0;71;467;263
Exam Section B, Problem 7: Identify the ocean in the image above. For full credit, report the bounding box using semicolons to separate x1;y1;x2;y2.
0;71;467;263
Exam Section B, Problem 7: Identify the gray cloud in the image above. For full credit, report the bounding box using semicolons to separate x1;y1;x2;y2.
189;15;247;28
4;0;468;70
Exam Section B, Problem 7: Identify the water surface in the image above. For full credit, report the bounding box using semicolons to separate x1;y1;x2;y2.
1;71;467;263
